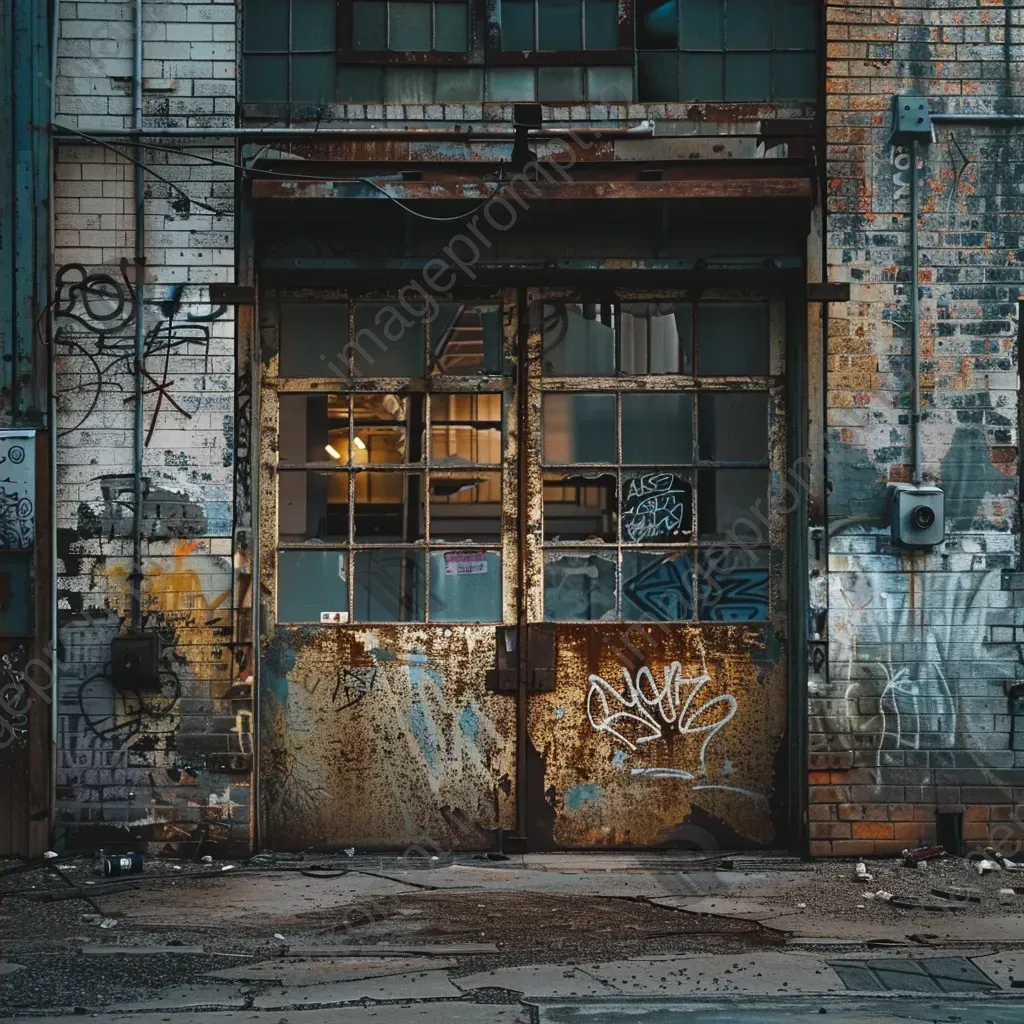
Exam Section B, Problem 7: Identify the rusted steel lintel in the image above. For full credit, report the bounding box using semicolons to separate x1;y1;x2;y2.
252;178;812;201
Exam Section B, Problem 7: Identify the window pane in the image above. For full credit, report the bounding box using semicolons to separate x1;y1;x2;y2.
773;52;816;100
390;1;432;49
337;65;385;100
353;392;415;464
725;52;771;101
697;393;769;463
501;0;536;49
435;2;469;51
430;393;502;465
292;54;335;103
353;471;424;541
697;547;768;621
538;0;582;50
586;66;633;102
697;468;769;542
680;53;722;101
622;393;692;465
436;68;484;101
430;472;502;542
244;55;289;102
538;66;584;102
636;0;676;48
697;302;769;376
353;0;388;48
621;471;692;543
726;0;772;48
584;0;618;49
430;551;501;621
541;302;615;375
278;550;349;624
622;550;693;621
620;302;691;374
637;51;678;101
354;550;425;621
0;554;31;633
679;0;722;49
353;302;427;376
278;393;350;464
278;470;349;542
775;0;816;49
542;394;616;464
544;550;616;621
279;302;349;376
544;471;617;542
487;67;536;100
386;67;435;103
432;302;502;374
245;0;289;50
292;0;336;50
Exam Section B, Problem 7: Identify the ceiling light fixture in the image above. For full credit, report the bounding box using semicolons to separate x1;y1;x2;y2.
324;444;342;460
353;436;366;450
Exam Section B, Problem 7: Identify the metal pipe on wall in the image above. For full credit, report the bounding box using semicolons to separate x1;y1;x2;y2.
130;0;145;631
910;138;922;485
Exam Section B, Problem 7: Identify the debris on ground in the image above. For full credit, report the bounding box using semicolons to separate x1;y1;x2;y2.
987;848;1024;872
901;845;945;867
854;862;873;883
976;859;1002;875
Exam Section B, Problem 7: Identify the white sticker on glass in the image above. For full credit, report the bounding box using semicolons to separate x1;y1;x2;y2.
444;551;488;576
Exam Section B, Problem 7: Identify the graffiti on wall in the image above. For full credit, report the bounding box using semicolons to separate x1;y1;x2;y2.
0;433;35;550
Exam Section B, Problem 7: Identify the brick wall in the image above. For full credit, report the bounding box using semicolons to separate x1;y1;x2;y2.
816;0;1024;856
53;0;251;855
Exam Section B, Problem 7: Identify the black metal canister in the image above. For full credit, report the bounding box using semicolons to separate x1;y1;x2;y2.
101;853;144;877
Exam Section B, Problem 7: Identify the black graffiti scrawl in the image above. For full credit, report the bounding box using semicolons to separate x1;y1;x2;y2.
0;433;35;550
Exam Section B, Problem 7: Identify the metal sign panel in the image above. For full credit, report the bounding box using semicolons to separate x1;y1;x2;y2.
0;431;35;550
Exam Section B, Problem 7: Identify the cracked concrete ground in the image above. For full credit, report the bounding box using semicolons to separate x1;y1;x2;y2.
3;852;1024;1022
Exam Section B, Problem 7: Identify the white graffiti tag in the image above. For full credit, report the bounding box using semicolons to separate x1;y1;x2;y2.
586;661;737;777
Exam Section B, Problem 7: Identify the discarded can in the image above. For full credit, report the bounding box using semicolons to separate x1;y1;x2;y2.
902;845;945;866
101;853;144;877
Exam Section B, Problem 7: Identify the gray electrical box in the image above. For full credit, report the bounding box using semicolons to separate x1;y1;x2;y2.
890;484;944;548
890;96;933;144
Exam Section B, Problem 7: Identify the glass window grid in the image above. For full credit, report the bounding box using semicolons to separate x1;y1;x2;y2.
274;297;507;624
343;0;477;61
495;0;625;56
537;293;776;624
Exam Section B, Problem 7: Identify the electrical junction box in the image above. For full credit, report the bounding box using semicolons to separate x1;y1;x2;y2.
890;484;944;549
110;632;161;691
890;95;933;144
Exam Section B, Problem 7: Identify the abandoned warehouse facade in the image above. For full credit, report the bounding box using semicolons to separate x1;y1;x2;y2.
2;0;1024;859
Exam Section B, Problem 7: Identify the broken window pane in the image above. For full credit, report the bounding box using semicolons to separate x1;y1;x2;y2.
353;470;424;542
279;302;349;377
435;2;469;51
487;67;537;100
621;550;694;621
538;67;584;102
697;468;770;543
697;303;769;376
620;471;692;543
353;302;427;377
538;0;582;50
501;0;536;49
278;470;350;542
542;302;615;375
389;1;432;49
697;547;768;621
244;55;289;102
637;52;678;101
353;0;388;48
622;393;692;465
354;549;425;621
430;550;501;621
543;472;617;542
542;394;616;464
697;393;769;463
725;0;772;49
353;393;414;464
586;66;633;102
544;550;616;621
291;55;335;103
725;52;771;100
636;0;676;48
620;302;692;374
246;0;289;50
680;53;722;101
679;0;722;49
584;0;617;49
430;393;502;465
430;472;502;542
292;0;336;50
278;550;349;623
278;393;350;464
432;303;502;374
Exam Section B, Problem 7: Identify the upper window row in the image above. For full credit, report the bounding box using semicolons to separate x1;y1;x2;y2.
243;0;817;104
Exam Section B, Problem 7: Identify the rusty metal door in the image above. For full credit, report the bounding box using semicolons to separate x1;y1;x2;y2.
257;289;521;851
521;291;790;849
